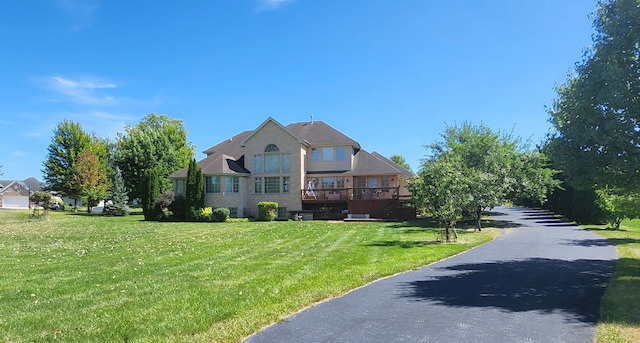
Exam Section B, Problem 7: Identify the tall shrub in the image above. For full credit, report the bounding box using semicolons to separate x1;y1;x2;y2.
142;169;160;221
258;201;278;221
185;158;204;221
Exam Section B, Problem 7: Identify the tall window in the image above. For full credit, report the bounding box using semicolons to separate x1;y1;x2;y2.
264;144;281;173
254;155;262;174
226;176;239;193
336;177;345;189
254;144;290;194
311;148;319;162
205;176;221;193
254;177;262;193
354;177;366;188
264;154;280;173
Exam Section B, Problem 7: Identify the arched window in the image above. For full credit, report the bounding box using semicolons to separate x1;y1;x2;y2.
264;144;279;152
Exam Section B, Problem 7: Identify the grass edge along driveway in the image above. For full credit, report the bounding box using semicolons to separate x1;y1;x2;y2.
0;211;497;343
589;219;640;343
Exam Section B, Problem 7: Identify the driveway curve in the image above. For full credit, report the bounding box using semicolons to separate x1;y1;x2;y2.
245;207;618;343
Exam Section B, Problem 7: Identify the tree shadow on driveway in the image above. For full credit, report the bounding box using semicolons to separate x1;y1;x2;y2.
399;258;615;324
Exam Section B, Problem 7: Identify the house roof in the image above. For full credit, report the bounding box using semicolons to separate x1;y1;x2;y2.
172;154;250;178
239;117;307;147
170;118;403;179
0;177;42;194
202;130;252;156
286;120;360;149
347;149;410;175
370;152;413;178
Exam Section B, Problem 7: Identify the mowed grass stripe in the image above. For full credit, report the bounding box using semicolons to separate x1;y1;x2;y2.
0;211;495;342
589;219;640;343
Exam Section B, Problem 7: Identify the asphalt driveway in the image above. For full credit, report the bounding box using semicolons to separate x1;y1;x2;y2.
245;207;618;343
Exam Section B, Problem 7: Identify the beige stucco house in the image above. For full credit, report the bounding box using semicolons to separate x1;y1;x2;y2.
170;117;413;219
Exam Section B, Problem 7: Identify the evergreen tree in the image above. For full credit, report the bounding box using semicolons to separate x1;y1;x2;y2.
142;168;160;221
105;167;130;216
185;158;204;221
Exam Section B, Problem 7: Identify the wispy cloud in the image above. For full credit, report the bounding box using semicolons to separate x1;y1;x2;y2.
44;76;117;105
13;151;24;157
258;0;294;10
55;0;101;31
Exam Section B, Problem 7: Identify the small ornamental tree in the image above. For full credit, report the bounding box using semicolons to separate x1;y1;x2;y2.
29;191;52;216
142;169;160;221
596;188;640;229
155;191;175;219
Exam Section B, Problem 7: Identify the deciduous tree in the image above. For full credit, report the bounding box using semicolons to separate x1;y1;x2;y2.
73;149;109;213
42;120;92;207
390;153;412;172
548;0;640;191
410;123;559;239
115;114;194;201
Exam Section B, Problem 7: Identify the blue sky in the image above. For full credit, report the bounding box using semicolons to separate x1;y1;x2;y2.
0;0;596;180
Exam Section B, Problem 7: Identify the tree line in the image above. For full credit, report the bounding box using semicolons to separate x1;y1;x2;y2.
42;113;195;217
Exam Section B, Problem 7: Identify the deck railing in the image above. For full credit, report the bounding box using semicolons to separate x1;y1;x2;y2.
301;187;405;201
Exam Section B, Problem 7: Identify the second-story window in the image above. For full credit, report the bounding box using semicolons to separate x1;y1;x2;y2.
321;147;334;161
336;147;345;161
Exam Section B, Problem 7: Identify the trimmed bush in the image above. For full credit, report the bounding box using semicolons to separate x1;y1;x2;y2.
258;201;278;221
212;208;230;222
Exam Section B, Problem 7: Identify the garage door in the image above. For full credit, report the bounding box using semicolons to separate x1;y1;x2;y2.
2;196;29;208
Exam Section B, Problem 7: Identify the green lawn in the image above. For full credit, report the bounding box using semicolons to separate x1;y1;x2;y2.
589;219;640;343
0;210;495;342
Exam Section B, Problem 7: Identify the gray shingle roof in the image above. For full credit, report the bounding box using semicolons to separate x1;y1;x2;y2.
286;121;360;148
170;118;407;179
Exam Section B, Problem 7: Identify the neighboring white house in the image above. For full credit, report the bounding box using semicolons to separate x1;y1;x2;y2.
170;117;413;219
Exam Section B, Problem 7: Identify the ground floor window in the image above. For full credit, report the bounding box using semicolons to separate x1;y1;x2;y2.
277;207;287;219
228;207;238;218
206;176;221;193
265;177;280;193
